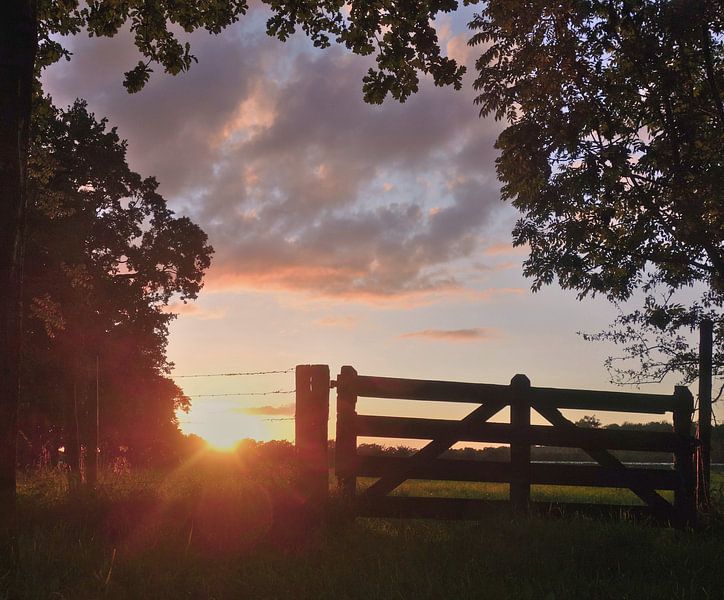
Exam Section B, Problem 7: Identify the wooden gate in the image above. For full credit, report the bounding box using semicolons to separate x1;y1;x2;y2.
332;366;696;525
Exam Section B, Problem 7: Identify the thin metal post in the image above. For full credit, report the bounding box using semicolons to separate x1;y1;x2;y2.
697;318;713;510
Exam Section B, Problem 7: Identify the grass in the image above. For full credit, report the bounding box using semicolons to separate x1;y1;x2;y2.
6;457;724;599
366;478;650;504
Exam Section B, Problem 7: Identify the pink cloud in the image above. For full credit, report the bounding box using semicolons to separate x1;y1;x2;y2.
315;316;359;328
163;302;226;320
399;327;501;342
484;243;530;257
43;20;513;307
446;33;474;69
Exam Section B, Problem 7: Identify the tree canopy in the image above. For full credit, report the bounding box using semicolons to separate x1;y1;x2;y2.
470;0;723;385
0;0;475;533
1;0;721;533
37;0;467;101
20;98;211;471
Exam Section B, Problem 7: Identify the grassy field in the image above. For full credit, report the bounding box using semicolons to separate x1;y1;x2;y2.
6;455;724;600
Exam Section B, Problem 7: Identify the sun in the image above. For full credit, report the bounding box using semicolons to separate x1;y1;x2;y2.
179;408;269;451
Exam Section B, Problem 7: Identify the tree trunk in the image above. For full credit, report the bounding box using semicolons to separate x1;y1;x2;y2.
64;372;82;490
82;364;98;489
0;0;38;560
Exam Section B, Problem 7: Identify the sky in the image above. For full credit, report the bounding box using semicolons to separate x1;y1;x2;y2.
41;5;705;447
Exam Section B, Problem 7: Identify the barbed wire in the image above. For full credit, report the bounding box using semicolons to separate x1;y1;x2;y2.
186;389;295;398
176;416;295;424
173;368;295;378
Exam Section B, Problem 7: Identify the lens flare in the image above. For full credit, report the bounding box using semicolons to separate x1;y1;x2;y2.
179;408;269;450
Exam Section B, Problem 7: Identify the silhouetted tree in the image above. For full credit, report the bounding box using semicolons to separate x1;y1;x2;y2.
21;98;209;481
2;0;719;543
0;0;467;538
575;415;601;429
469;0;723;386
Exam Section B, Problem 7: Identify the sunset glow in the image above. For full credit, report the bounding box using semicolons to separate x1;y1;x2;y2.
12;0;722;596
180;408;271;450
41;3;715;444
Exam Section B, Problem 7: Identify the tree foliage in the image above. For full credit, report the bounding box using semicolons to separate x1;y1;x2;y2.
580;294;724;390
37;0;467;101
0;0;477;515
574;415;601;428
0;0;474;544
470;0;723;385
10;0;722;467
20;98;212;468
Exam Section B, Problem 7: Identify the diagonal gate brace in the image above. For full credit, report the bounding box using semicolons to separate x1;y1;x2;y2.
532;402;673;513
362;398;507;497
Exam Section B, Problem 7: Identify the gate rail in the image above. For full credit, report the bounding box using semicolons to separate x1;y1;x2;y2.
333;367;696;525
293;364;697;526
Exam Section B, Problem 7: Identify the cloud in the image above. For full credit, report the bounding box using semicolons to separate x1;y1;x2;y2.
314;316;359;328
446;32;475;67
163;302;226;320
42;13;510;304
399;327;501;342
240;403;295;416
484;243;530;257
461;287;526;301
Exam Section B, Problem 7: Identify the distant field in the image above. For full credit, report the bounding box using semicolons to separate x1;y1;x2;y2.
361;478;649;505
7;461;724;600
361;470;724;505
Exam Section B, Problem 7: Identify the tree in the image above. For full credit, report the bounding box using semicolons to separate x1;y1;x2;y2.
580;298;723;390
21;98;209;482
1;0;468;540
469;0;723;385
4;0;718;542
574;415;601;429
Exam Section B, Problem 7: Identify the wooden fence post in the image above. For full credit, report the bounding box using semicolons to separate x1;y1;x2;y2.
295;364;330;516
510;374;531;514
673;386;696;527
335;366;358;501
697;318;713;510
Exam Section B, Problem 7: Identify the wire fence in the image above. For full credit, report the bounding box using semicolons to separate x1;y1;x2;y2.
175;366;298;424
186;389;295;398
173;367;295;378
178;417;295;423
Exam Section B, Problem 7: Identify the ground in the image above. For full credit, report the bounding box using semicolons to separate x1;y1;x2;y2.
7;453;724;599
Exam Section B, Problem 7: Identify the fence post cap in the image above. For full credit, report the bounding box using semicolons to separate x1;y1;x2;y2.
674;385;694;399
510;373;531;387
673;386;694;412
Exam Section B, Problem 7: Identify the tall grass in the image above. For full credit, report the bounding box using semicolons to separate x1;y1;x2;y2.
7;458;724;600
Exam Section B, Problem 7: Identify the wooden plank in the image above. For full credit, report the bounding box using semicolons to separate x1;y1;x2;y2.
342;374;512;404
356;456;681;490
360;399;507;498
536;462;680;490
335;366;358;499
340;373;678;412
295;364;330;514
354;415;685;452
358;456;509;484
530;387;676;414
340;373;676;411
510;374;531;512
532;401;673;513
673;386;696;526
